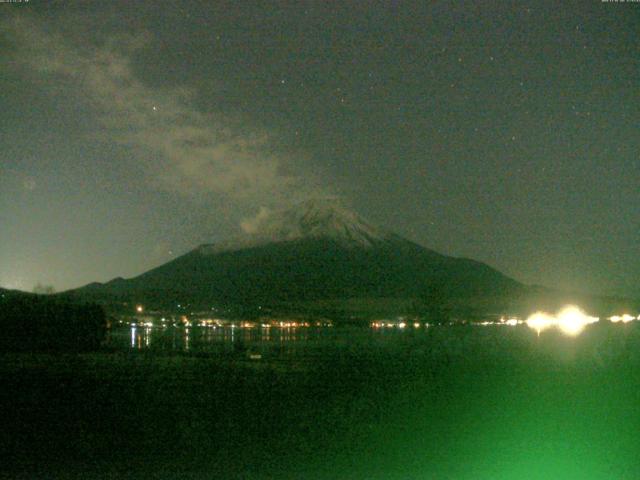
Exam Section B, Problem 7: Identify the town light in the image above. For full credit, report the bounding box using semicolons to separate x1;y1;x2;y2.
526;312;555;335
557;306;597;336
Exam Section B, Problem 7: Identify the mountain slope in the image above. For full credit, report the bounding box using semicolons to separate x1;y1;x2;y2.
69;199;524;310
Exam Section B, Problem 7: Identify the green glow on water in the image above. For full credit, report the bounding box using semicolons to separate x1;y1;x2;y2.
4;322;640;479
303;326;640;480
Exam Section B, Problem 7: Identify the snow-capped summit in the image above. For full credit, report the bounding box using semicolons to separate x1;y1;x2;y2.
253;198;389;245
199;198;391;255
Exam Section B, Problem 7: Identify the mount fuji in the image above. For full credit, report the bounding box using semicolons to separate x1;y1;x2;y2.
70;199;524;315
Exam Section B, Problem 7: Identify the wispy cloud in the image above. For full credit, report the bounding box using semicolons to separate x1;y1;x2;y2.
3;15;325;211
239;206;272;234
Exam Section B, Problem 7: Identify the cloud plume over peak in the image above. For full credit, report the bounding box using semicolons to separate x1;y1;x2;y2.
3;14;325;212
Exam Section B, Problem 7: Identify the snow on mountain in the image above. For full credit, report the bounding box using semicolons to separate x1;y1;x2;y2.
198;198;392;255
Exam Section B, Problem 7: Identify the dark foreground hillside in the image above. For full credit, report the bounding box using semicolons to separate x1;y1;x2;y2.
2;325;640;479
0;294;106;352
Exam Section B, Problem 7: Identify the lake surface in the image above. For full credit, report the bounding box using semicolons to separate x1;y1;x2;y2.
109;324;350;356
5;321;640;479
108;322;523;356
107;321;640;366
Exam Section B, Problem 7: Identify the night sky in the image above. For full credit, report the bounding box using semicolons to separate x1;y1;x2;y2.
1;1;638;297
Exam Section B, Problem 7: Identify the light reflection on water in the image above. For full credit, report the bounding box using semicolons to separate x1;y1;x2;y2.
108;317;640;362
112;325;340;356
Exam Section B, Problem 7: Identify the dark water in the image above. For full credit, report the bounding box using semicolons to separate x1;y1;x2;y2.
108;324;350;356
4;322;640;479
108;321;640;363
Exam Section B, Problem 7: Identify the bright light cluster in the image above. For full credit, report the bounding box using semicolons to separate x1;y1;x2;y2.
609;314;636;323
502;317;521;326
526;312;555;334
370;321;429;329
525;305;598;336
557;306;599;335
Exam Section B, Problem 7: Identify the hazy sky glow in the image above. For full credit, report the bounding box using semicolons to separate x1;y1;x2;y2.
1;1;638;296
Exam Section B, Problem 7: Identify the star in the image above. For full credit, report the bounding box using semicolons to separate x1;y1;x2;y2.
23;178;37;191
